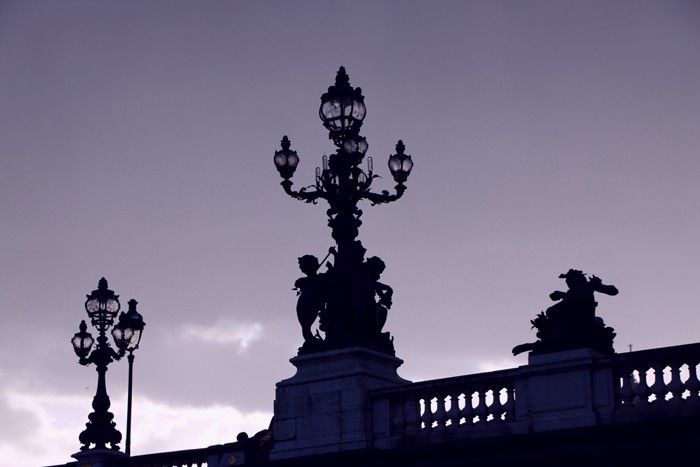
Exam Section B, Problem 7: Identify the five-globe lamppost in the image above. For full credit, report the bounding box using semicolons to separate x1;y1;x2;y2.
71;278;145;454
274;67;414;354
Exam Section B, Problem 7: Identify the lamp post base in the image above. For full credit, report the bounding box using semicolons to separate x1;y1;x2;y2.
270;346;410;459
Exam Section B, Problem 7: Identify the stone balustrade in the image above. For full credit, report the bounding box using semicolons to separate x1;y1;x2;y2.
371;343;700;447
46;440;248;467
613;342;700;412
371;367;521;444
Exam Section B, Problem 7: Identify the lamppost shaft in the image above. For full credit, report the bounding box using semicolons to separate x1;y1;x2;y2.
126;352;135;456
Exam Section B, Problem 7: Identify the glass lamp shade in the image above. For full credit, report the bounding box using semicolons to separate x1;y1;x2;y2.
319;67;366;143
274;136;299;179
113;299;145;352
388;140;413;184
320;98;365;133
72;320;94;358
342;135;368;157
128;328;143;350
111;321;134;352
85;277;120;320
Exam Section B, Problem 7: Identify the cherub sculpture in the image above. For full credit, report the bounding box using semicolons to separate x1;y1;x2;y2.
364;256;393;335
512;269;618;356
294;255;327;344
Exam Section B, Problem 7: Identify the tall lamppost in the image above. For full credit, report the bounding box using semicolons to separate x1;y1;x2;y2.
273;67;414;355
112;299;145;456
71;278;144;453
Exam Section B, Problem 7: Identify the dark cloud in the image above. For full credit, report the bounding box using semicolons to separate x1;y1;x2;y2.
2;0;699;462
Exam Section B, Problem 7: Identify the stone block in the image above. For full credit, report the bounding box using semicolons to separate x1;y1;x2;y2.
270;347;410;459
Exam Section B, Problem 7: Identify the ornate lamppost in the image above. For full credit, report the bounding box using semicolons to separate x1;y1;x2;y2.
112;299;145;456
71;277;144;453
273;67;414;355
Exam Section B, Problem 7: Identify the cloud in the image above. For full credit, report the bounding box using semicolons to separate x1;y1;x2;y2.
476;358;521;373
180;320;263;351
0;384;271;467
131;396;271;454
0;388;92;466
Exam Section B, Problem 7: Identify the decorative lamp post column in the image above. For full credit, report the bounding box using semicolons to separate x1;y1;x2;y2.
71;278;127;452
111;299;145;457
273;67;414;355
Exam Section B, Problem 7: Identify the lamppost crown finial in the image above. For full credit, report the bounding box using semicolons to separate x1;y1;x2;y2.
281;135;291;150
98;277;108;290
335;66;350;87
396;140;405;154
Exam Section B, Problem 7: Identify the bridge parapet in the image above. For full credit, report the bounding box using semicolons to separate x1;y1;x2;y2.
371;343;700;448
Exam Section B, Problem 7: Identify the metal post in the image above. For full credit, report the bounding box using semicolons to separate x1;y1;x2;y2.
126;351;135;456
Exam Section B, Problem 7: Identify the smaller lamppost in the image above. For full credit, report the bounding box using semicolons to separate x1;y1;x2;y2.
71;278;127;452
111;299;145;457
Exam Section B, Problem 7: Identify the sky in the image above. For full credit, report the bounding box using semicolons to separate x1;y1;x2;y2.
1;1;699;465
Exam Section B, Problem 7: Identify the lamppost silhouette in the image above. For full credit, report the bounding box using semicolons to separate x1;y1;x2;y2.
112;299;145;456
71;278;144;454
273;67;414;354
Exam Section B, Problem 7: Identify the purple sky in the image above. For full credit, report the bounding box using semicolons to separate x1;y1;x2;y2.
1;1;699;464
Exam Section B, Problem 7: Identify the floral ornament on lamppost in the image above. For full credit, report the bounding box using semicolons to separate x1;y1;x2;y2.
71;277;131;452
273;66;414;355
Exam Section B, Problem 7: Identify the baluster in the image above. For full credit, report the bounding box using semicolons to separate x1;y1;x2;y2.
462;391;476;425
421;396;436;429
433;392;448;428
474;390;488;424
491;387;504;422
649;365;667;404
446;392;461;427
502;385;515;421
633;367;651;406
667;363;683;404
686;361;700;402
618;369;634;408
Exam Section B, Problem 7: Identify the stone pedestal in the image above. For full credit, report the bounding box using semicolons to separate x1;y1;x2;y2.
523;348;616;432
270;347;410;459
72;448;126;467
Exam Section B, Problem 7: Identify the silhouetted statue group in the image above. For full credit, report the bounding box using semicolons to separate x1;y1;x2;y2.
512;269;618;356
294;241;395;355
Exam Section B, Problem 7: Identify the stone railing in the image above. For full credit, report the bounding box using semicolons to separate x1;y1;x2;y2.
114;446;211;467
371;367;522;444
612;342;700;412
371;343;700;447
45;440;249;467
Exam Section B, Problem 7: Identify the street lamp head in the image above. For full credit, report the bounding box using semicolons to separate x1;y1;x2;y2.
72;320;94;358
274;136;300;179
85;277;120;330
112;299;145;352
388;140;413;184
342;134;369;164
320;66;366;146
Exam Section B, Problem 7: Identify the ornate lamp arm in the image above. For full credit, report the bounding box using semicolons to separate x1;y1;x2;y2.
281;180;327;204
361;183;406;206
78;353;93;367
110;346;125;360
